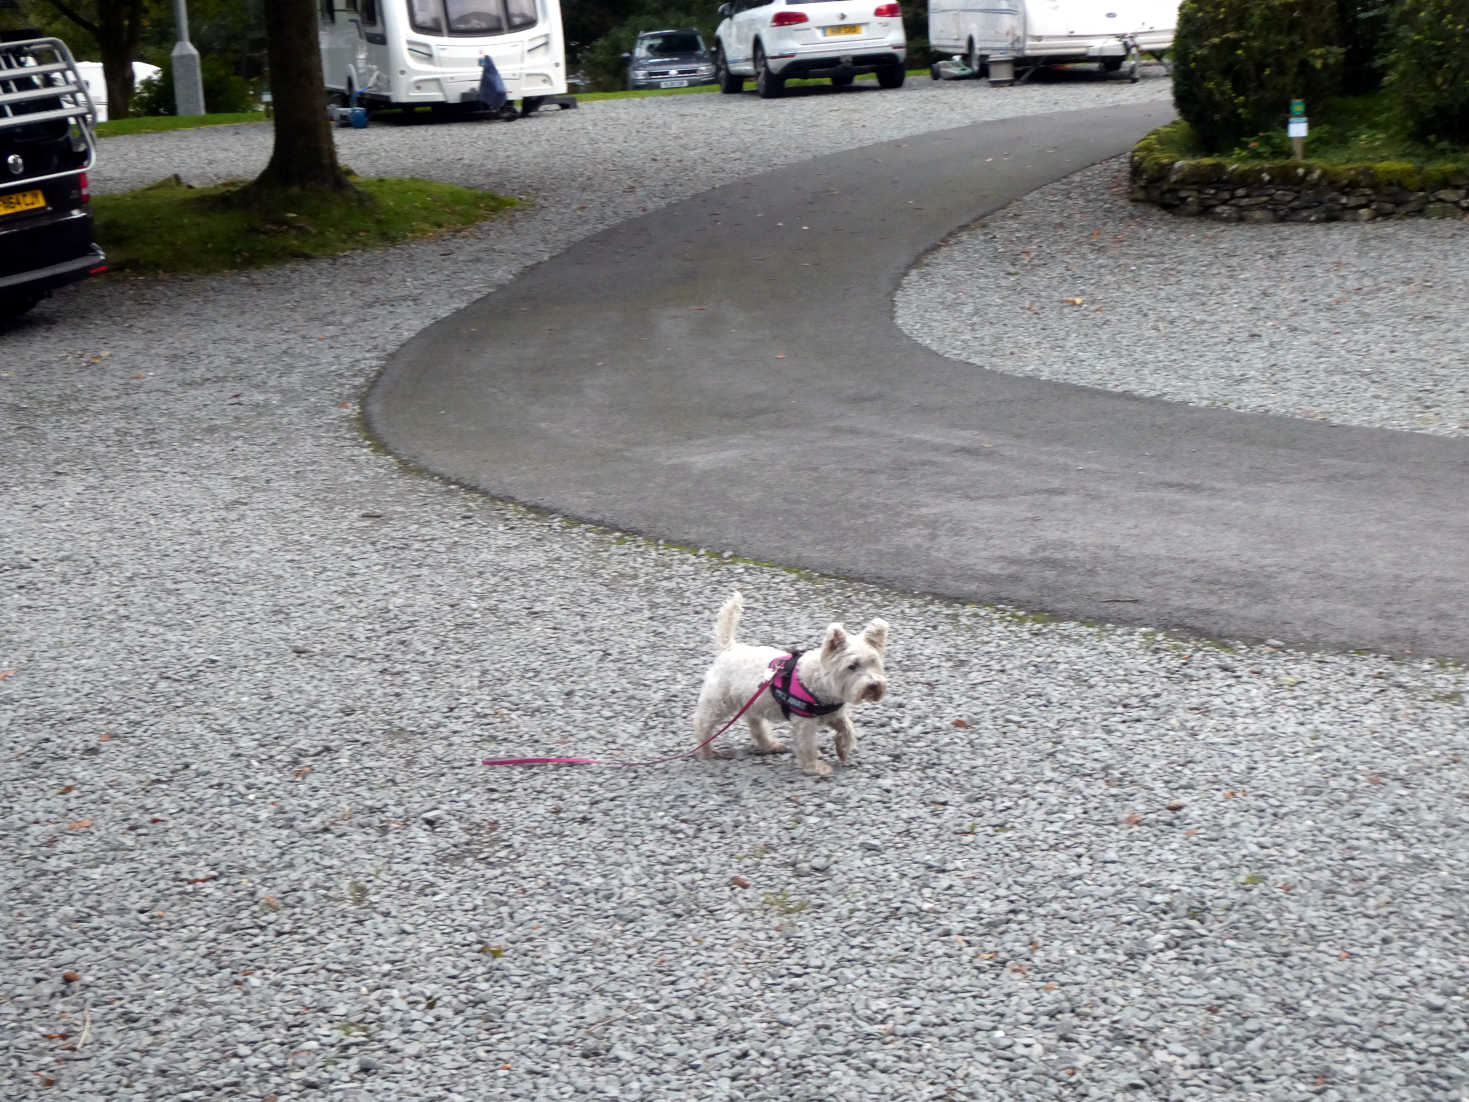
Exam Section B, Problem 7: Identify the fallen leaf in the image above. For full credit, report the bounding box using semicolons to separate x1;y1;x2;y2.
1124;811;1143;826
729;875;751;889
62;971;80;983
1166;801;1184;812
99;733;113;742
1366;774;1384;785
1063;297;1085;306
952;719;970;729
57;785;73;795
1279;883;1294;892
66;819;92;830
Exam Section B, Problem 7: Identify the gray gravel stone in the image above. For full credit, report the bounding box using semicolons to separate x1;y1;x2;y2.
3;70;1466;1102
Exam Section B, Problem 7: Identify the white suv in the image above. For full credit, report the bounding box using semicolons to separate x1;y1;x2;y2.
713;0;907;98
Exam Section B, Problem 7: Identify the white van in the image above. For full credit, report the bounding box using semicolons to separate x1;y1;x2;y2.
74;60;162;122
319;0;566;111
927;0;1176;76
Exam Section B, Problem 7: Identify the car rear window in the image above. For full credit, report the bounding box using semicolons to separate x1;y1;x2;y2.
637;32;703;56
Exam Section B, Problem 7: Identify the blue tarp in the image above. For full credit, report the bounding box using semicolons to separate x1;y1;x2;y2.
478;55;507;110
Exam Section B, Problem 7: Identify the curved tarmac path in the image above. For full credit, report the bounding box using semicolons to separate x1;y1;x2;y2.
366;101;1469;662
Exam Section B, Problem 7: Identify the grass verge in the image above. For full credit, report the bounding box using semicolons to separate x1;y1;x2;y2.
92;175;517;273
95;112;268;138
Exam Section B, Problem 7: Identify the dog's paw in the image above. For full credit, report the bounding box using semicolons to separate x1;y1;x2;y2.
801;760;833;777
834;731;856;763
698;746;736;760
754;741;791;755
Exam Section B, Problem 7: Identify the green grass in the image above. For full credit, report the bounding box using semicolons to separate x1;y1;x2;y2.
92;174;517;273
95;111;268;138
92;67;929;131
84;67;924;276
577;68;929;98
1151;89;1469;168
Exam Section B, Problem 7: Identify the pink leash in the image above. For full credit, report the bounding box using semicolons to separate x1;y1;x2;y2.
481;674;773;767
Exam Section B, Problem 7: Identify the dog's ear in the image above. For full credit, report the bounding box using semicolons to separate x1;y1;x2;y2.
821;622;848;656
862;618;889;653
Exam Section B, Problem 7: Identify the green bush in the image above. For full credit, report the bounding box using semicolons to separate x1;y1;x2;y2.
1386;0;1469;144
132;54;255;116
1173;0;1344;153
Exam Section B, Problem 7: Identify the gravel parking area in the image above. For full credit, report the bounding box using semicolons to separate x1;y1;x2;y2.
3;71;1467;1101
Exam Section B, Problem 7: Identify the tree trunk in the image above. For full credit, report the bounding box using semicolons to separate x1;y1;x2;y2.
37;0;144;119
246;0;356;195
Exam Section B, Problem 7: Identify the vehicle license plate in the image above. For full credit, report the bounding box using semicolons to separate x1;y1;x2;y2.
0;189;45;217
659;79;689;87
825;24;862;35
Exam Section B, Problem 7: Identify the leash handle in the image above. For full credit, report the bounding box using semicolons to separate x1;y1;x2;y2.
481;675;772;767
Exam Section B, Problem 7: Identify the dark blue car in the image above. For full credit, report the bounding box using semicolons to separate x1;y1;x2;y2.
623;29;717;91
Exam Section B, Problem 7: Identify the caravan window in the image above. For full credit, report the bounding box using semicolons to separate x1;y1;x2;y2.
408;0;539;36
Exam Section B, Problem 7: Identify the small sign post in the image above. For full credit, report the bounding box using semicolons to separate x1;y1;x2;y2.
1288;98;1307;161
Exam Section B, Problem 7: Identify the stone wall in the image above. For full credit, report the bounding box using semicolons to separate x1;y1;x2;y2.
1129;157;1469;222
1128;126;1469;223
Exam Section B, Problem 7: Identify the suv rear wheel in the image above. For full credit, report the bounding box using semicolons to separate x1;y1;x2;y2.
754;44;784;99
877;64;905;89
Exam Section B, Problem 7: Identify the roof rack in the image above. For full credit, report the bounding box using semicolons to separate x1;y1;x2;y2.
0;36;99;179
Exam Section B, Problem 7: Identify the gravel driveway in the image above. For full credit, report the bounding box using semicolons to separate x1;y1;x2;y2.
3;70;1467;1101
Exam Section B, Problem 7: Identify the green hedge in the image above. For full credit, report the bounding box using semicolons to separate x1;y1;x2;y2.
1387;0;1469;144
1173;0;1344;153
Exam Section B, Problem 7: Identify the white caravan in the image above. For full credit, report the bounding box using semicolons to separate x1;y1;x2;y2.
928;0;1176;75
319;0;566;110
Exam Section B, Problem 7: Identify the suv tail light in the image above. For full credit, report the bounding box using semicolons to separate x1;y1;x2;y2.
78;171;91;204
771;10;809;25
873;3;901;15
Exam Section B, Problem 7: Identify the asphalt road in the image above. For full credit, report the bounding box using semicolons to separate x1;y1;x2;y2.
364;101;1469;661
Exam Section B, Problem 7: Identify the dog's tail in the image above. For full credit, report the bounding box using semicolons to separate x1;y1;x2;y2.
714;591;743;652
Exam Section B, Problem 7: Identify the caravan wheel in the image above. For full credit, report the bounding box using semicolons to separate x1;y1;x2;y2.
967;39;986;78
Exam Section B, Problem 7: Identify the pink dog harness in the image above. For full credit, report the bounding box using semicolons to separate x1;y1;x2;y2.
768;651;843;720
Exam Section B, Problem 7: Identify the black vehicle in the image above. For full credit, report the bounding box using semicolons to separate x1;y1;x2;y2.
1;33;106;320
623;28;717;91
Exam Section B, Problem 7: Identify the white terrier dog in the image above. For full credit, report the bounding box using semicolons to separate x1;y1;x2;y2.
693;591;889;776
